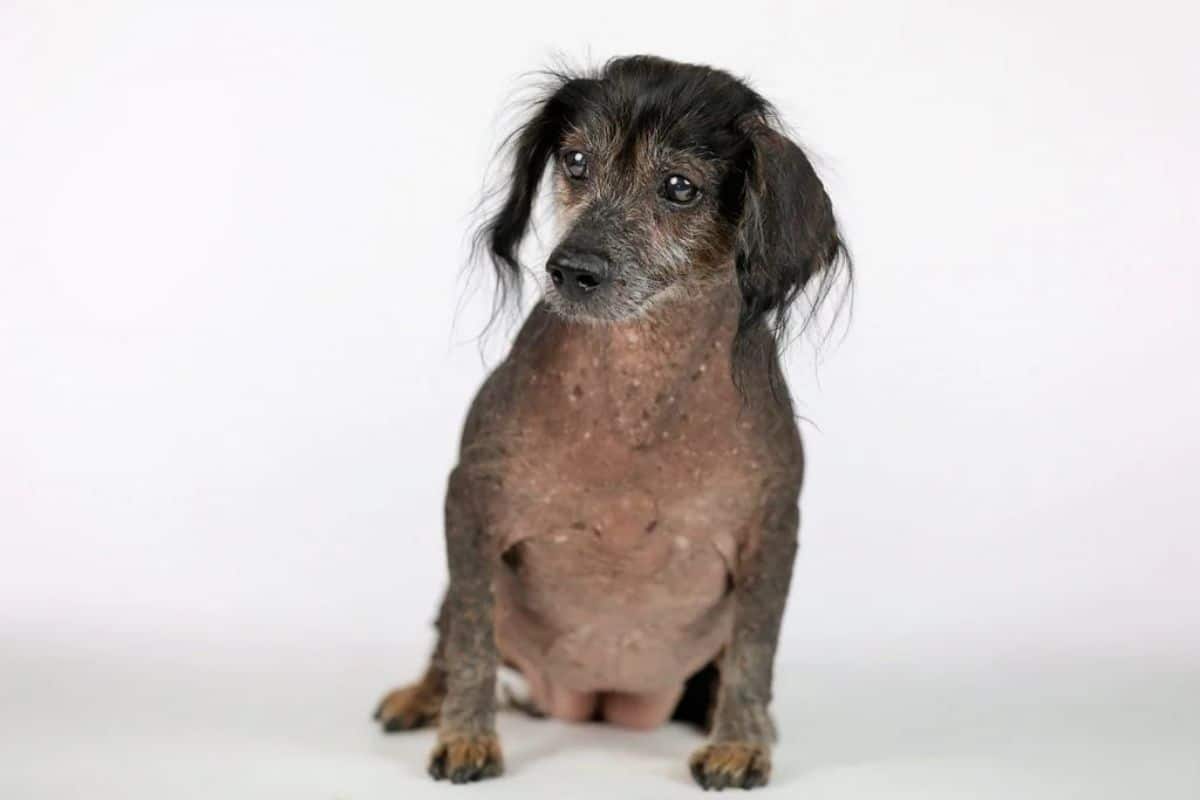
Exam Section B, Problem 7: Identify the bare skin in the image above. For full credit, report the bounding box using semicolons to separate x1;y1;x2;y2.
378;281;802;786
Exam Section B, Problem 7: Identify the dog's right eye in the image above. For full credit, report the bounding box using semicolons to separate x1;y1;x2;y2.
562;150;589;180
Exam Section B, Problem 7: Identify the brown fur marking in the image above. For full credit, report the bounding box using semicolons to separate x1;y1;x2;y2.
428;731;505;784
373;666;445;732
689;742;772;790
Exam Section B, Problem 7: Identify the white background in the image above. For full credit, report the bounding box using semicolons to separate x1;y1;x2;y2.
2;1;1198;798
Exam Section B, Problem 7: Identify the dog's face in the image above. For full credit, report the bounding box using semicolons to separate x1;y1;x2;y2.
544;115;739;321
484;56;846;342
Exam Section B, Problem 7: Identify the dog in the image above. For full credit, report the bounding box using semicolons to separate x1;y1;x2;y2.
373;55;849;790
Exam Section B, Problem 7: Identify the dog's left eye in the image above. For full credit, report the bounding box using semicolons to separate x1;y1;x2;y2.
663;174;700;205
563;150;589;180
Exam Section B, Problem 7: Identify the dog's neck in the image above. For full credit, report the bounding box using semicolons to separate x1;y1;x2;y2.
526;280;742;436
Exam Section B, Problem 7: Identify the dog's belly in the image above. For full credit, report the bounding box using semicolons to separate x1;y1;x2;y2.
494;492;735;695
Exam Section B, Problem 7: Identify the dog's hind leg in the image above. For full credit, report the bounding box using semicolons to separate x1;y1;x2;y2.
373;592;449;732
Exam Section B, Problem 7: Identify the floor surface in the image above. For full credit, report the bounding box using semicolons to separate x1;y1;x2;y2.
2;635;1197;799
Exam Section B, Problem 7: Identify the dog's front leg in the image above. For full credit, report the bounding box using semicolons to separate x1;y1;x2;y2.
690;493;799;790
427;466;504;783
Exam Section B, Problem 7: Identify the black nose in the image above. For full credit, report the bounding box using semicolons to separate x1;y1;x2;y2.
546;248;610;301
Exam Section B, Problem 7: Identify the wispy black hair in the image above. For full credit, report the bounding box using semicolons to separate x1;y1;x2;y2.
474;55;851;391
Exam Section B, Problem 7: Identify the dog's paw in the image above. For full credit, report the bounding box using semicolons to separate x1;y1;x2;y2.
428;732;504;783
372;680;442;732
689;741;771;790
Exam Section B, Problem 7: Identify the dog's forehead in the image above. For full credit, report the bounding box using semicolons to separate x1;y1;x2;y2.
565;119;706;167
562;63;764;167
568;93;740;165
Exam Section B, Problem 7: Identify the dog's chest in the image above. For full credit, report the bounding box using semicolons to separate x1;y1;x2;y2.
471;322;776;689
487;389;764;560
486;390;763;616
487;407;758;689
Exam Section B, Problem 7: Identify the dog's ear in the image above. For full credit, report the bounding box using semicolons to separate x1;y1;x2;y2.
734;125;847;357
480;78;592;298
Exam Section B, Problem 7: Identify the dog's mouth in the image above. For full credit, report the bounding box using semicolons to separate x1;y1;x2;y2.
543;269;651;323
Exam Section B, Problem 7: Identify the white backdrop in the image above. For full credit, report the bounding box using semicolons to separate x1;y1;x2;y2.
2;2;1198;798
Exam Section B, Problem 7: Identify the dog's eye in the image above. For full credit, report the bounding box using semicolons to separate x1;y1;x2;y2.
563;150;589;180
663;174;700;205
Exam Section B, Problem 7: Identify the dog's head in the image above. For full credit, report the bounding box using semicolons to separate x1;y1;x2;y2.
481;56;848;363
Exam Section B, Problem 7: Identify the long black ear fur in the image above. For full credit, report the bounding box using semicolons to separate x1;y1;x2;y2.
734;124;850;389
477;77;594;303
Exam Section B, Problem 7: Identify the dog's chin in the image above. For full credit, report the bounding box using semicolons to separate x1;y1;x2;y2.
543;285;655;324
544;278;706;326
